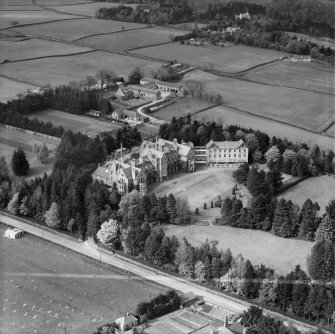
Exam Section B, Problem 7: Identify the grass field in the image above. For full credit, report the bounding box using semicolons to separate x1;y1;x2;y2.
0;38;91;62
12;17;146;41
149;167;236;210
0;6;44;11
46;2;138;16
79;26;188;51
183;70;334;134
162;222;312;276
152;97;215;121
132;44;285;72
0;76;37;103
0;224;165;334
244;60;335;94
279;175;335;214
30;109;123;135
189;105;335;150
0;51;160;86
0;126;59;179
0;10;77;29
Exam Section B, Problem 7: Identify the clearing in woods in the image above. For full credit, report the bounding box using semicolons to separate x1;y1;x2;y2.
243;60;335;94
0;126;59;179
162;223;313;276
78;26;189;51
0;224;165;334
279;175;335;214
11;18;146;41
0;51;161;86
182;70;334;134
132;44;286;72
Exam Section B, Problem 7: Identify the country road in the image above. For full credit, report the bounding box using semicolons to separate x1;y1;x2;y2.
0;213;246;315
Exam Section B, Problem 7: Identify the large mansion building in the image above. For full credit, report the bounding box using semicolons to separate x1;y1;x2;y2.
194;139;248;167
92;138;248;195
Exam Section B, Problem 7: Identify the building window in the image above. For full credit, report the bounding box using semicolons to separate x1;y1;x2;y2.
234;154;236;157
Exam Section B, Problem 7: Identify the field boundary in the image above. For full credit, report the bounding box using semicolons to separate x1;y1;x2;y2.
0;123;62;141
0;73;39;87
72;25;155;42
0;17;85;31
279;175;310;193
127;41;174;52
2;49;95;64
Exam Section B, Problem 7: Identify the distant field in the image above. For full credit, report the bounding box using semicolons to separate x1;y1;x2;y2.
46;2;138;16
133;44;285;72
244;60;335;94
0;5;43;11
0;224;164;334
0;10;77;28
0;38;92;62
325;123;335;137
12;18;146;41
0;51;160;86
152;97;214;121
163;223;312;276
30;109;122;135
79;26;188;51
183;70;334;134
0;76;37;103
149;167;235;210
279;175;335;214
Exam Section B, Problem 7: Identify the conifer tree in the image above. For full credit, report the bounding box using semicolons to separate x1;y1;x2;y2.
298;199;320;241
246;166;268;197
315;211;335;243
11;148;29;176
166;193;177;224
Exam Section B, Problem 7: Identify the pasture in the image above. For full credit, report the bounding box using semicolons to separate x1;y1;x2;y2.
29;110;123;136
46;2;138;16
0;51;160;86
183;70;334;134
0;76;37;103
162;222;313;276
0;10;77;29
149;167;236;210
152;97;215;121
12;18;146;41
0;224;164;334
0;38;91;62
244;60;335;94
132;44;285;72
79;26;188;51
279;175;335;214
190;105;335;150
0;126;59;179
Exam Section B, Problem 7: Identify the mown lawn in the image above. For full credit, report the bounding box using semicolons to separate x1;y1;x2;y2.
162;223;312;276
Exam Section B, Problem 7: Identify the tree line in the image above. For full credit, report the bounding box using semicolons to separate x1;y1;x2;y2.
96;0;193;25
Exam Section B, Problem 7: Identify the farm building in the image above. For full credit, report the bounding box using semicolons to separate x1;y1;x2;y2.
115;85;134;100
115;313;138;332
111;109;149;122
235;12;251;20
140;77;184;96
290;55;312;62
194;139;248;167
128;85;162;100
